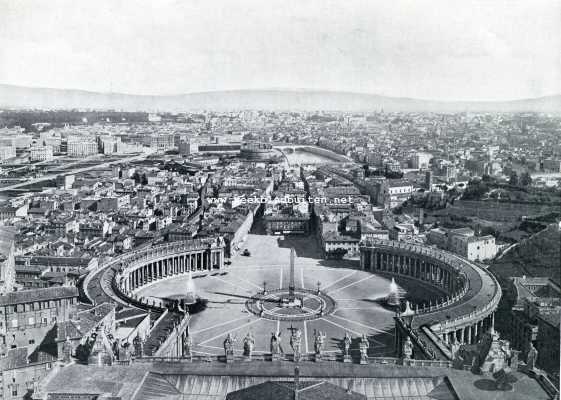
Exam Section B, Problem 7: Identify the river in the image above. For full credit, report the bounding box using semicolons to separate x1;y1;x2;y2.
277;148;345;165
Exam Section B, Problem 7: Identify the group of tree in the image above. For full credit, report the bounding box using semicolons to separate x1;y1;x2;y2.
132;171;148;185
508;171;532;187
462;178;490;200
362;164;404;179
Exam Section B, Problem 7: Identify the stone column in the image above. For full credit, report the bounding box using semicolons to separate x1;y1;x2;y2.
474;321;479;341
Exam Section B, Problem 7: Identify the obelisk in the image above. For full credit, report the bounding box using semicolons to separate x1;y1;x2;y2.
289;247;295;301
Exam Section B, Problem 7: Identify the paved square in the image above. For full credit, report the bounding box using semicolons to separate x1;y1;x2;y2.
137;234;438;357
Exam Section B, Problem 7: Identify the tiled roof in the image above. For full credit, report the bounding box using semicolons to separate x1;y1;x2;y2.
0;347;28;370
0;286;78;306
226;381;365;400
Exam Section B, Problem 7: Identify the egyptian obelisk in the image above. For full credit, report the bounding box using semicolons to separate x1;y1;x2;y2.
289;247;296;301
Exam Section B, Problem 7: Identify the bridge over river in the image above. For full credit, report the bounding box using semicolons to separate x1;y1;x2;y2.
273;145;353;166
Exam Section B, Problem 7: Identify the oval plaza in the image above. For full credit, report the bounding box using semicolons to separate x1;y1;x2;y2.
89;232;501;365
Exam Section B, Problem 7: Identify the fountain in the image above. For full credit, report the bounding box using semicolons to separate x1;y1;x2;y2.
184;270;197;306
386;277;401;307
163;269;207;314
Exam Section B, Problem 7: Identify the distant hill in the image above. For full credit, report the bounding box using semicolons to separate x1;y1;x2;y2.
0;84;560;112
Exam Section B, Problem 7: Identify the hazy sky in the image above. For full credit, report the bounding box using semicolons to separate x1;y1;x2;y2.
0;0;560;101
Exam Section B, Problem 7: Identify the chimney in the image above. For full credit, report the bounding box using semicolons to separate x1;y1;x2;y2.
294;367;300;400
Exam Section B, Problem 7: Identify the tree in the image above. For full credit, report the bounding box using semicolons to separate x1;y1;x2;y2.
509;171;519;186
132;171;141;184
520;172;532;187
141;173;148;185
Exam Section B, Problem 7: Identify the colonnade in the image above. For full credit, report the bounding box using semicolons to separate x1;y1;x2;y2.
361;248;463;295
439;312;495;346
360;239;501;361
112;239;226;300
123;248;223;293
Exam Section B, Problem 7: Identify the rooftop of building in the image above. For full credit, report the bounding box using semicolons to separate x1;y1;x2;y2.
448;227;475;237
226;380;366;400
43;361;552;400
0;286;78;306
0;226;16;256
537;311;561;328
512;276;561;300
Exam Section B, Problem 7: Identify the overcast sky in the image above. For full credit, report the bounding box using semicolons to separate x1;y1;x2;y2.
0;0;560;101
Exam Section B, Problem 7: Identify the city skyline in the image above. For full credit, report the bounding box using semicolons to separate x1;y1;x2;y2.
1;0;560;102
0;2;559;399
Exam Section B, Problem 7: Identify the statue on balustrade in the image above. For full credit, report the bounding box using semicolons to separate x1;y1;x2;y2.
223;333;236;357
290;327;302;361
314;330;326;355
243;332;255;359
270;331;283;355
359;333;370;364
112;338;123;360
133;334;143;357
526;342;538;372
119;342;132;363
183;335;192;358
343;332;352;362
402;336;413;360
